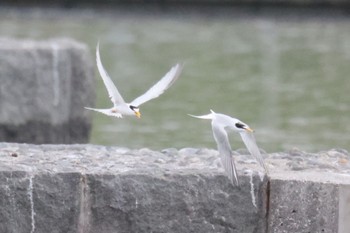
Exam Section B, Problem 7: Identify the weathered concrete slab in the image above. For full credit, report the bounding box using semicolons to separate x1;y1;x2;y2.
87;173;267;233
0;143;349;233
0;143;268;233
0;38;95;144
267;149;350;233
269;176;338;233
268;172;350;233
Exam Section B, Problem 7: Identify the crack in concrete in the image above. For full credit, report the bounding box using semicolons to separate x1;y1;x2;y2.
249;172;257;209
28;176;36;233
265;179;271;233
78;173;91;233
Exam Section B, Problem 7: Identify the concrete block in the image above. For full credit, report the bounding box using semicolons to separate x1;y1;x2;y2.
0;38;95;144
268;176;338;233
267;148;350;233
0;143;268;233
86;173;267;233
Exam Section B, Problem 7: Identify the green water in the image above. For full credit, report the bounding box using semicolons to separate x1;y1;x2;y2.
1;8;349;152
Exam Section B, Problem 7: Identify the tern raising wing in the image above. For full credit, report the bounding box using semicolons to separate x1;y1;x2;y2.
130;63;183;107
96;42;126;106
85;42;183;118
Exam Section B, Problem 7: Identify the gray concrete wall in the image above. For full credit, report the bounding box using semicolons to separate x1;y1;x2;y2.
0;38;95;144
0;143;348;233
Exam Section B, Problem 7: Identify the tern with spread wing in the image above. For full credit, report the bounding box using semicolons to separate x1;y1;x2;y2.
85;43;183;118
189;110;269;185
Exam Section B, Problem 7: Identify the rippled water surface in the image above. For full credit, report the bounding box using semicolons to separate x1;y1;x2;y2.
1;8;349;152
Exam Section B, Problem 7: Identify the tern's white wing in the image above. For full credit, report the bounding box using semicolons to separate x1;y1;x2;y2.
96;43;126;106
130;63;183;107
240;132;269;174
212;124;239;185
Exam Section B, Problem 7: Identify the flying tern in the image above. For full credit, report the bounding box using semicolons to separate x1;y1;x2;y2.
85;43;183;118
189;110;269;185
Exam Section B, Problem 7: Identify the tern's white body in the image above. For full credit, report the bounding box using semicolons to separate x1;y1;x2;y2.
85;43;183;118
189;110;269;185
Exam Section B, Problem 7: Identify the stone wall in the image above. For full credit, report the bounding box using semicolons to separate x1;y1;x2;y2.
0;143;348;233
0;38;95;144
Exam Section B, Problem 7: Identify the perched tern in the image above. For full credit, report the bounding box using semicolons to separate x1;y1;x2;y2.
85;43;183;118
189;110;269;185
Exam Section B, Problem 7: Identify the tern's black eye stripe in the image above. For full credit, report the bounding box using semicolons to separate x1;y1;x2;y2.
235;123;245;129
129;105;138;110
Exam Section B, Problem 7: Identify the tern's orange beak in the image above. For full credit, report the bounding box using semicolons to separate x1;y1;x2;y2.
135;110;141;119
245;127;254;133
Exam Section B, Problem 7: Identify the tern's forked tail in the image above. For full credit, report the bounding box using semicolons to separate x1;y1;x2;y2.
188;109;216;120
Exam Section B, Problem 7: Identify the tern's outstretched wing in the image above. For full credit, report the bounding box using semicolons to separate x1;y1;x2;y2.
212;124;239;185
96;43;126;106
240;132;269;174
130;63;183;107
